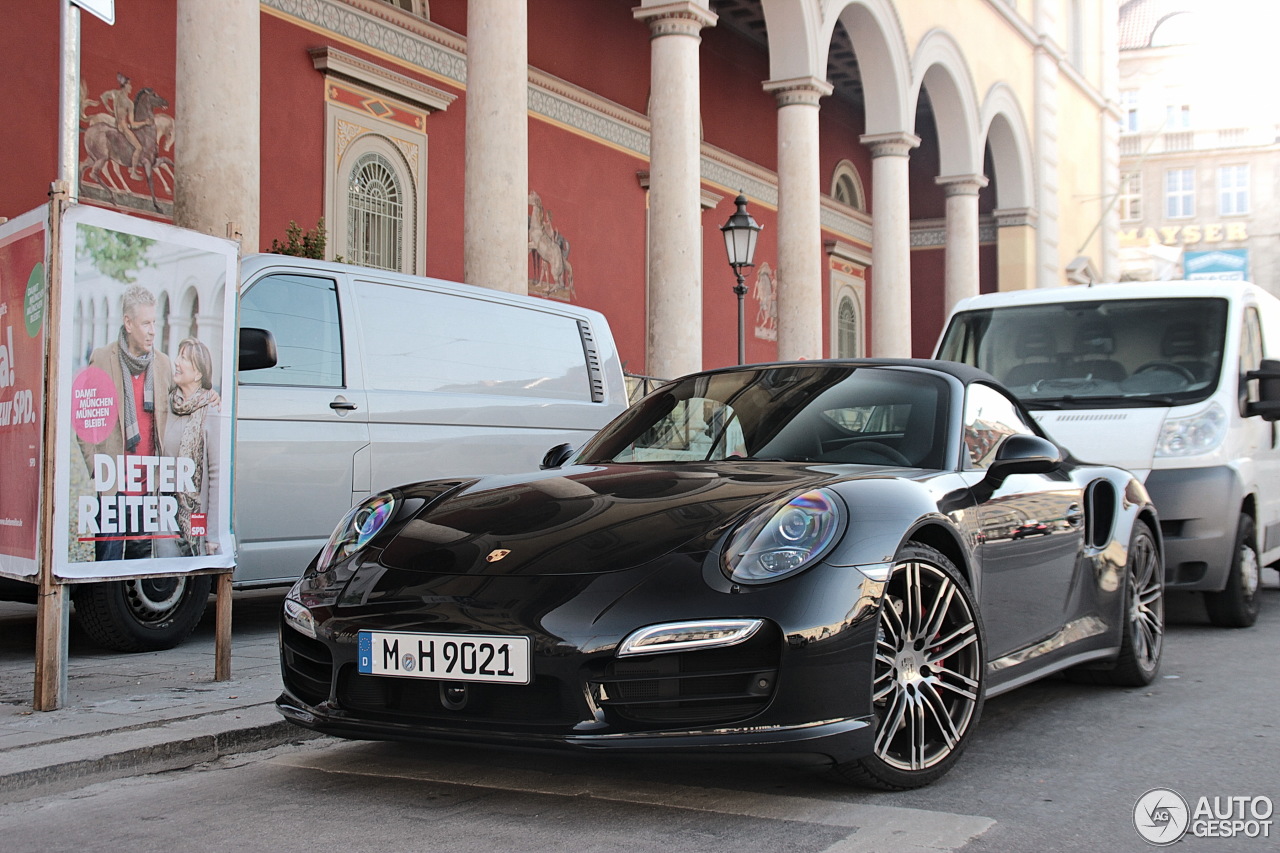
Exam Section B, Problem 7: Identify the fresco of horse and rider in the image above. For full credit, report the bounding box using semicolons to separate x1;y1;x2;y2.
80;73;174;217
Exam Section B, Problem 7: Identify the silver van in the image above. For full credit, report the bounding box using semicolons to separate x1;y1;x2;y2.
936;281;1280;628
70;255;627;650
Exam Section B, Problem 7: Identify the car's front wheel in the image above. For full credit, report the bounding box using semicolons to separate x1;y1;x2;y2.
831;542;985;790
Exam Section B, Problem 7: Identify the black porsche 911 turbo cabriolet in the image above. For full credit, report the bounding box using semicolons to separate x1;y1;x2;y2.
277;359;1165;789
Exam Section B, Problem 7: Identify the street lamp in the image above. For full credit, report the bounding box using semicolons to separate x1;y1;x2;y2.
720;193;762;365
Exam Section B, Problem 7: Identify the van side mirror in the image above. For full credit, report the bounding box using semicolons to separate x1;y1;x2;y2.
985;434;1062;484
540;443;575;470
239;327;278;372
1246;359;1280;421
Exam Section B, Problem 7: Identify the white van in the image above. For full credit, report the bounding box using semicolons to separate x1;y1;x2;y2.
936;281;1280;627
65;255;628;650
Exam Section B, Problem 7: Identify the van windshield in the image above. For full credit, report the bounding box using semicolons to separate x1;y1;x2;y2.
937;297;1228;408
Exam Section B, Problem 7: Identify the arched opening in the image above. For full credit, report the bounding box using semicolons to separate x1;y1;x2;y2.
831;159;866;211
347;151;405;272
837;295;859;357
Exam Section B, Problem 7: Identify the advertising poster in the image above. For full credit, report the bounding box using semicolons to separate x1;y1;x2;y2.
53;206;238;580
0;209;48;579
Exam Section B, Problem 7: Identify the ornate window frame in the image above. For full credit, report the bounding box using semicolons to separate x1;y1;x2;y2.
825;241;869;359
311;47;455;276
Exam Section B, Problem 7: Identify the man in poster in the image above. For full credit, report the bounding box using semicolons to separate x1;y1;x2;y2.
78;284;172;562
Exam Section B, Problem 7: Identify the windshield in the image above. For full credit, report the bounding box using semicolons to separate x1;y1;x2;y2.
577;365;950;469
937;297;1228;408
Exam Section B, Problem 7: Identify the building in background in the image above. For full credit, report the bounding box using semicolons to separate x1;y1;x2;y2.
1117;0;1280;292
5;0;1119;377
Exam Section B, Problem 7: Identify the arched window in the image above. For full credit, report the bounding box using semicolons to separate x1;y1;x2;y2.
830;160;866;211
346;152;404;272
837;296;859;358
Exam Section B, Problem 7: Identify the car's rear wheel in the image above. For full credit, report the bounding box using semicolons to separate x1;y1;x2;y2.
831;542;985;790
72;576;212;652
1069;521;1163;686
1204;513;1261;628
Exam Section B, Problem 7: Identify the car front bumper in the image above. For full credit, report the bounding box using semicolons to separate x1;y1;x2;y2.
1144;466;1241;591
275;556;886;765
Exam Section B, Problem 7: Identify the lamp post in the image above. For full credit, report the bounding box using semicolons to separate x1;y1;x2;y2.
720;193;762;365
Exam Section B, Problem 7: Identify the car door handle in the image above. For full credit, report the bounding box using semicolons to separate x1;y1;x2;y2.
329;397;358;411
1065;504;1084;526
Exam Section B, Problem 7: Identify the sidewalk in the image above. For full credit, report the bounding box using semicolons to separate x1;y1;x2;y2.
0;588;322;803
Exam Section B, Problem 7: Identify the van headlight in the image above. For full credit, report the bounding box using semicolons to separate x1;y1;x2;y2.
1156;403;1227;457
318;492;397;569
723;489;845;583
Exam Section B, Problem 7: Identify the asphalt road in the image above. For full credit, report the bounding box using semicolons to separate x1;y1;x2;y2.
0;581;1276;853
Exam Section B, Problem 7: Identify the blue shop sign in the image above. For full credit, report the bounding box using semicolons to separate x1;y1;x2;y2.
1185;248;1248;281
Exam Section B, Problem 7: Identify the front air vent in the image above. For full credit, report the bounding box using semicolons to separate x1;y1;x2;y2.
335;666;580;727
592;622;781;725
280;625;334;707
1084;478;1118;549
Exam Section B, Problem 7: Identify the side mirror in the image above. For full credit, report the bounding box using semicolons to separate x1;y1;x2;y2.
985;434;1062;483
239;327;278;372
540;443;575;470
1245;359;1280;421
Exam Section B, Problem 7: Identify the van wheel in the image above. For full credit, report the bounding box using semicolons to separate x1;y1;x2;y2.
72;576;212;652
1205;514;1261;628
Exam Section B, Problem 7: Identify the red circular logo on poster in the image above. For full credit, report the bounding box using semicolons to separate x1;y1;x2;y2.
71;366;117;444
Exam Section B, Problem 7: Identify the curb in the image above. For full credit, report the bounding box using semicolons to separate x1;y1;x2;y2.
0;704;324;803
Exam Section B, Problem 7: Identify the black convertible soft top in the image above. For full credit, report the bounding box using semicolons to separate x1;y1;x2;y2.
693;358;1000;387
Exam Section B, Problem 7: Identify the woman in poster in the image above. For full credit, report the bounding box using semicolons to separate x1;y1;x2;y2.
158;337;221;557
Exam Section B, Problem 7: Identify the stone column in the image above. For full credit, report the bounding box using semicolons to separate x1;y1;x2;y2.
634;1;716;380
1098;0;1121;283
860;132;919;357
464;0;528;294
936;173;988;312
175;0;260;249
995;207;1038;291
764;76;832;362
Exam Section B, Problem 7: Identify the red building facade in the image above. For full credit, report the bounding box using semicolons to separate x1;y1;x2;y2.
4;0;1117;377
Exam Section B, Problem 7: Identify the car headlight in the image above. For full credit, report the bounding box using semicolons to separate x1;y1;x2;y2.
282;594;318;638
318;492;397;569
1155;403;1227;457
723;489;845;583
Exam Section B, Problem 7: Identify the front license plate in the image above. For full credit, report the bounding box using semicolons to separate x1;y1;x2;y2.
357;631;531;684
